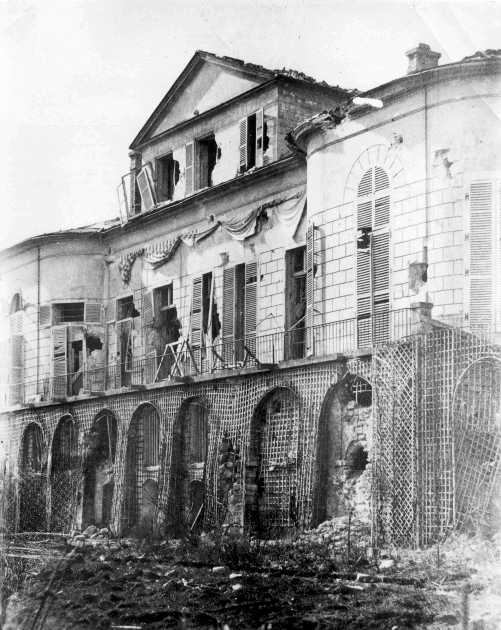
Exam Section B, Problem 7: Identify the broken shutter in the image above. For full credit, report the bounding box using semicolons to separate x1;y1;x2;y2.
255;109;264;168
239;118;248;173
469;180;494;330
305;223;315;350
52;325;68;398
84;302;102;323
185;142;194;196
244;262;257;355
136;166;156;213
222;268;235;362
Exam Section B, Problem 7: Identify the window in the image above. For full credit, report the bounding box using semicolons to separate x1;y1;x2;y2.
285;247;306;359
116;296;139;321
53;302;85;324
153;284;173;313
356;166;390;346
156;153;180;201
239;110;268;173
196;134;218;189
222;262;257;362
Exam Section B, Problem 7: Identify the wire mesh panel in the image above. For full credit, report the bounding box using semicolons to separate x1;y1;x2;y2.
49;416;80;532
19;423;47;532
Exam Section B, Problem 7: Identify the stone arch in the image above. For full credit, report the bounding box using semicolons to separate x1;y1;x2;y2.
82;410;118;528
122;402;162;533
452;356;501;532
49;414;79;532
313;374;372;527
169;397;209;535
19;422;46;532
246;386;301;537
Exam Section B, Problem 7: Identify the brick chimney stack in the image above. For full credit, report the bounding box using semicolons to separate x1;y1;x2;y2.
406;43;441;74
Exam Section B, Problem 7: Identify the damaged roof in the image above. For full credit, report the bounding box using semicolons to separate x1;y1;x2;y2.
129;50;352;150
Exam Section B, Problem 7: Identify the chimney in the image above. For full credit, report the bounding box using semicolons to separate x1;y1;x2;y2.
406;43;441;74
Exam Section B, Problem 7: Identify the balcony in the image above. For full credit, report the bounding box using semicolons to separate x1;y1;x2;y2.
4;307;498;408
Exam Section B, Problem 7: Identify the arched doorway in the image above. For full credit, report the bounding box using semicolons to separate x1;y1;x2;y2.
82;411;117;528
452;357;501;532
19;423;46;531
313;375;371;527
246;387;300;537
169;399;208;534
123;403;161;533
50;416;79;532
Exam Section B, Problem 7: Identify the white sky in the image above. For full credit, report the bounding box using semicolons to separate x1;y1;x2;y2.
1;0;500;250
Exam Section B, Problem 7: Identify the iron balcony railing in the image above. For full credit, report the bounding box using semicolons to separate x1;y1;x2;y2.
5;307;499;407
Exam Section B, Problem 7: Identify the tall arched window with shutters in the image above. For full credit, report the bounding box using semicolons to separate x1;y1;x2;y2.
356;166;390;346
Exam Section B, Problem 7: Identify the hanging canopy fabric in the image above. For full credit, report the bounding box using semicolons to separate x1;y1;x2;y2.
118;248;145;285
270;192;306;237
144;237;181;269
181;222;220;247
220;206;264;241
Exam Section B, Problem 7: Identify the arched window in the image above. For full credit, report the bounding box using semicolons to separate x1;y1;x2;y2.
356;166;390;345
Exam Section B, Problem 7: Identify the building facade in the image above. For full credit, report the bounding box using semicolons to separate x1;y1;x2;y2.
1;46;500;547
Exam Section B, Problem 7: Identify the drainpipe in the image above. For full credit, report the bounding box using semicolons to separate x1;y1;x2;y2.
36;245;41;389
424;84;430;304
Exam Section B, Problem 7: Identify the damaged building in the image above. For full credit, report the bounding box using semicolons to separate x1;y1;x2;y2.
1;46;500;548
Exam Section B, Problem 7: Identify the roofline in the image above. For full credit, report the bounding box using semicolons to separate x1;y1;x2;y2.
291;54;501;148
0;228;110;261
129;51;351;150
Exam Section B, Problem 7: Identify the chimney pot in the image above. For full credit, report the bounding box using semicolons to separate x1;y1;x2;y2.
406;43;441;74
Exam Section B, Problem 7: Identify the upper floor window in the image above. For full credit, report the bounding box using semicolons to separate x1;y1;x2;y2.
240;110;269;173
116;296;139;321
196;133;219;189
53;302;85;324
156;153;180;202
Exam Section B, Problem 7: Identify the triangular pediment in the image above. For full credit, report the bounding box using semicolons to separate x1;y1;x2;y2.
131;52;272;148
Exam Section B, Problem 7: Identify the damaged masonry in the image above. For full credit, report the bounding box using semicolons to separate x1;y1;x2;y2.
1;45;501;567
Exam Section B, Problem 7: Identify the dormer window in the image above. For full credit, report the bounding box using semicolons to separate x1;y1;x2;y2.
156;153;180;202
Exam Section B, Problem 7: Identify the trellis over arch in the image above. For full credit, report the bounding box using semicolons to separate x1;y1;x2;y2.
18;421;47;532
168;397;210;535
343;144;405;204
451;355;501;531
82;410;118;529
49;414;80;532
246;386;302;537
122;402;163;533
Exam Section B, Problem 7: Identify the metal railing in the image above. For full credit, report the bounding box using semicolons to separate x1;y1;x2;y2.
5;307;498;407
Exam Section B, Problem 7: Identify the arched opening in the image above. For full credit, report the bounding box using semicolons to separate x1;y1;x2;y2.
246;387;300;537
169;398;208;535
82;411;117;528
123;403;161;533
313;375;372;527
50;416;79;532
19;423;46;532
453;358;501;533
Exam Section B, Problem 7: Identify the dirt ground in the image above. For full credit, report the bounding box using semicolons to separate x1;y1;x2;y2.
3;529;501;630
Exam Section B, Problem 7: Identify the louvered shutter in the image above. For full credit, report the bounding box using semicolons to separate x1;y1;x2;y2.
255;109;264;168
239;118;248;173
373;299;390;344
85;302;102;323
136;166;155;212
305;224;315;350
357;201;372;229
372;233;390;294
185;142;194;195
244;262;257;355
358;170;372;197
222;268;235;362
357;245;371;347
374;166;389;192
191;277;202;348
469;181;494;330
374;195;390;227
39;304;52;327
10;334;24;404
142;291;154;327
52;325;68;398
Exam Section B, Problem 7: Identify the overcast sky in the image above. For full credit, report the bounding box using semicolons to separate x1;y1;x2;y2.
1;0;500;250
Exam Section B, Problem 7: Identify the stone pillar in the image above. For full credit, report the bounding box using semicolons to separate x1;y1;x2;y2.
410;301;434;334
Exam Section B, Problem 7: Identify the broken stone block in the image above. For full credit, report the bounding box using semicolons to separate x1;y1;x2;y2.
83;525;98;537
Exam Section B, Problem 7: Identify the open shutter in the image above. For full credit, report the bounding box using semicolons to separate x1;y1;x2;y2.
185;142;194;196
222;268;235;362
190;277;202;348
136;166;155;212
85;302;102;323
239;118;248;173
142;291;154;327
52;325;68;398
305;224;315;352
244;262;257;355
469;181;494;331
39;304;52;327
255;109;264;168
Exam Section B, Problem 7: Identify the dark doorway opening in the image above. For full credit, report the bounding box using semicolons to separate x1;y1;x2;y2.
50;416;78;532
